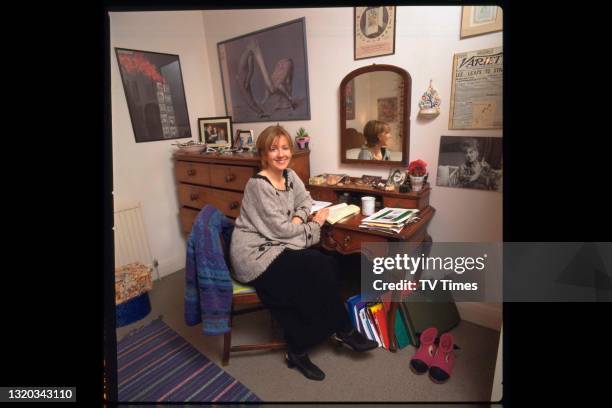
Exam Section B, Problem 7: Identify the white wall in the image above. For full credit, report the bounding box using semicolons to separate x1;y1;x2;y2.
110;11;217;277
202;6;503;243
110;7;502;280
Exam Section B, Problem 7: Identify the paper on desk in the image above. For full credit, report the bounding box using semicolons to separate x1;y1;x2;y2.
311;200;333;213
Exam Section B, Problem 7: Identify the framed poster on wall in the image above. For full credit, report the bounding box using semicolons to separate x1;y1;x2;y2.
354;6;396;60
460;6;503;39
436;135;503;192
449;47;503;130
115;48;192;143
217;18;311;124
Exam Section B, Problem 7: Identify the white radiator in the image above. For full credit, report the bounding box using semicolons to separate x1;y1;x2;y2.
113;202;158;279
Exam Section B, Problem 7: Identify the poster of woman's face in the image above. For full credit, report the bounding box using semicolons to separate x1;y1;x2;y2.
436;136;502;192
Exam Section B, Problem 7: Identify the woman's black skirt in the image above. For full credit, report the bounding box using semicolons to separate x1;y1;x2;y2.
249;248;352;353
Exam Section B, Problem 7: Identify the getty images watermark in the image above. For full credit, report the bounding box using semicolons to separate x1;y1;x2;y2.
360;242;612;302
371;252;488;292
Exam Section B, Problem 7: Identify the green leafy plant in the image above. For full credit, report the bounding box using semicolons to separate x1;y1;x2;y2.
296;127;309;138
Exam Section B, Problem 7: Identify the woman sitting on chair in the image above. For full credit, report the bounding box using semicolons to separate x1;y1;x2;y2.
230;125;377;381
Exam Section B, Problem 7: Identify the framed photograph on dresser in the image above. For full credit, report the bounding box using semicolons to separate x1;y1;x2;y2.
197;116;233;148
234;129;254;149
386;168;407;186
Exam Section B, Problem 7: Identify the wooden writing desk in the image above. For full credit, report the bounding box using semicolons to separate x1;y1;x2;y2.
308;178;435;351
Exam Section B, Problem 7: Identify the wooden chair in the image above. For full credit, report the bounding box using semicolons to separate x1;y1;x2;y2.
344;127;366;150
220;236;285;366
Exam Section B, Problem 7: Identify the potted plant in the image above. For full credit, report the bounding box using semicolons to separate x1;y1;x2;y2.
295;127;310;149
408;159;428;192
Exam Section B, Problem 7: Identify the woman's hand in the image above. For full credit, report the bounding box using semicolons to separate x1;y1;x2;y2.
313;208;330;226
291;216;303;225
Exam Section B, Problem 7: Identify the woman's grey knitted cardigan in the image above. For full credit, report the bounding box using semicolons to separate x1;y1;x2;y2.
230;169;321;283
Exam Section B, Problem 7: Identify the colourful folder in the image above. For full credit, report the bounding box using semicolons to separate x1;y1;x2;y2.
345;294;361;329
368;303;390;349
394;308;411;349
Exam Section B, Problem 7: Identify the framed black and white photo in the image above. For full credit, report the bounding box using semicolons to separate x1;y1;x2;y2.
197;116;233;148
436;136;502;192
386;167;406;186
354;6;396;60
218;18;311;123
115;48;191;143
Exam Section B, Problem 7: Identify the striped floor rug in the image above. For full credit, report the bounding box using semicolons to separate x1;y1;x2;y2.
117;318;261;402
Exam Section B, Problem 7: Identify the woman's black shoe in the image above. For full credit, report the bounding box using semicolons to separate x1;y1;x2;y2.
285;351;325;381
333;328;378;352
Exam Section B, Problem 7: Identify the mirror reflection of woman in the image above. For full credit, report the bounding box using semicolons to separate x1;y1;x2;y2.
358;120;391;160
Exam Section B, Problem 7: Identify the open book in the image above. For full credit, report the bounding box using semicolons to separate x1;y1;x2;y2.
325;203;361;224
311;200;333;213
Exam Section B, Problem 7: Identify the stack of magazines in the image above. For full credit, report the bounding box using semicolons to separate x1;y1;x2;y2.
359;207;420;234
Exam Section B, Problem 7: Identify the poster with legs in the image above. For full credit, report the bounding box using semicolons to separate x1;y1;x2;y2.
218;18;311;123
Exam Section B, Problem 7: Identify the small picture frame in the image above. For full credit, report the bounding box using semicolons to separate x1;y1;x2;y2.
234;129;255;149
386;168;407;186
354;6;396;60
460;6;503;39
198;116;233;148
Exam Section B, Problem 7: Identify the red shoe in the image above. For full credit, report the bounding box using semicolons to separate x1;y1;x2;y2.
429;333;456;384
409;327;438;374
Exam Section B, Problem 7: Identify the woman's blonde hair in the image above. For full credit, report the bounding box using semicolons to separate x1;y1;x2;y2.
256;125;294;169
363;120;391;147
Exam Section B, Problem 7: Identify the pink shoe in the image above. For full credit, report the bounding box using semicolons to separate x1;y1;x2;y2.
409;327;438;374
429;333;456;384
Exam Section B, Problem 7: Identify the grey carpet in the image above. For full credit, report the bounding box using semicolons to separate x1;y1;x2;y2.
116;269;500;402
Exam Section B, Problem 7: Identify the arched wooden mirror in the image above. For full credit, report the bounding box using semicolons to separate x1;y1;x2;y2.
340;64;411;165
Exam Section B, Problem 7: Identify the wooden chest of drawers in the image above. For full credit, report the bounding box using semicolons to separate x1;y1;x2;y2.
174;149;310;234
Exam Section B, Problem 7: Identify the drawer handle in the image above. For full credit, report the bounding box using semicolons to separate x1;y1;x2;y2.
325;231;338;247
229;201;239;210
190;193;199;201
187;169;196;176
343;235;351;248
225;174;236;183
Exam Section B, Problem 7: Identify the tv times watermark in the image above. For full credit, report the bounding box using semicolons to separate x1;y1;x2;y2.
360;242;503;302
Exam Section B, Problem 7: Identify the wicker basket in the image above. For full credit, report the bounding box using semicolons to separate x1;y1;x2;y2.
115;262;153;305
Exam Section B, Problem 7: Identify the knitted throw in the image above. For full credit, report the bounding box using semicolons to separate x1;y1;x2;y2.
184;205;234;335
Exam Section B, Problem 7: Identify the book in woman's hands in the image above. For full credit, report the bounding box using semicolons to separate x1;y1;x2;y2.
325;203;361;224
